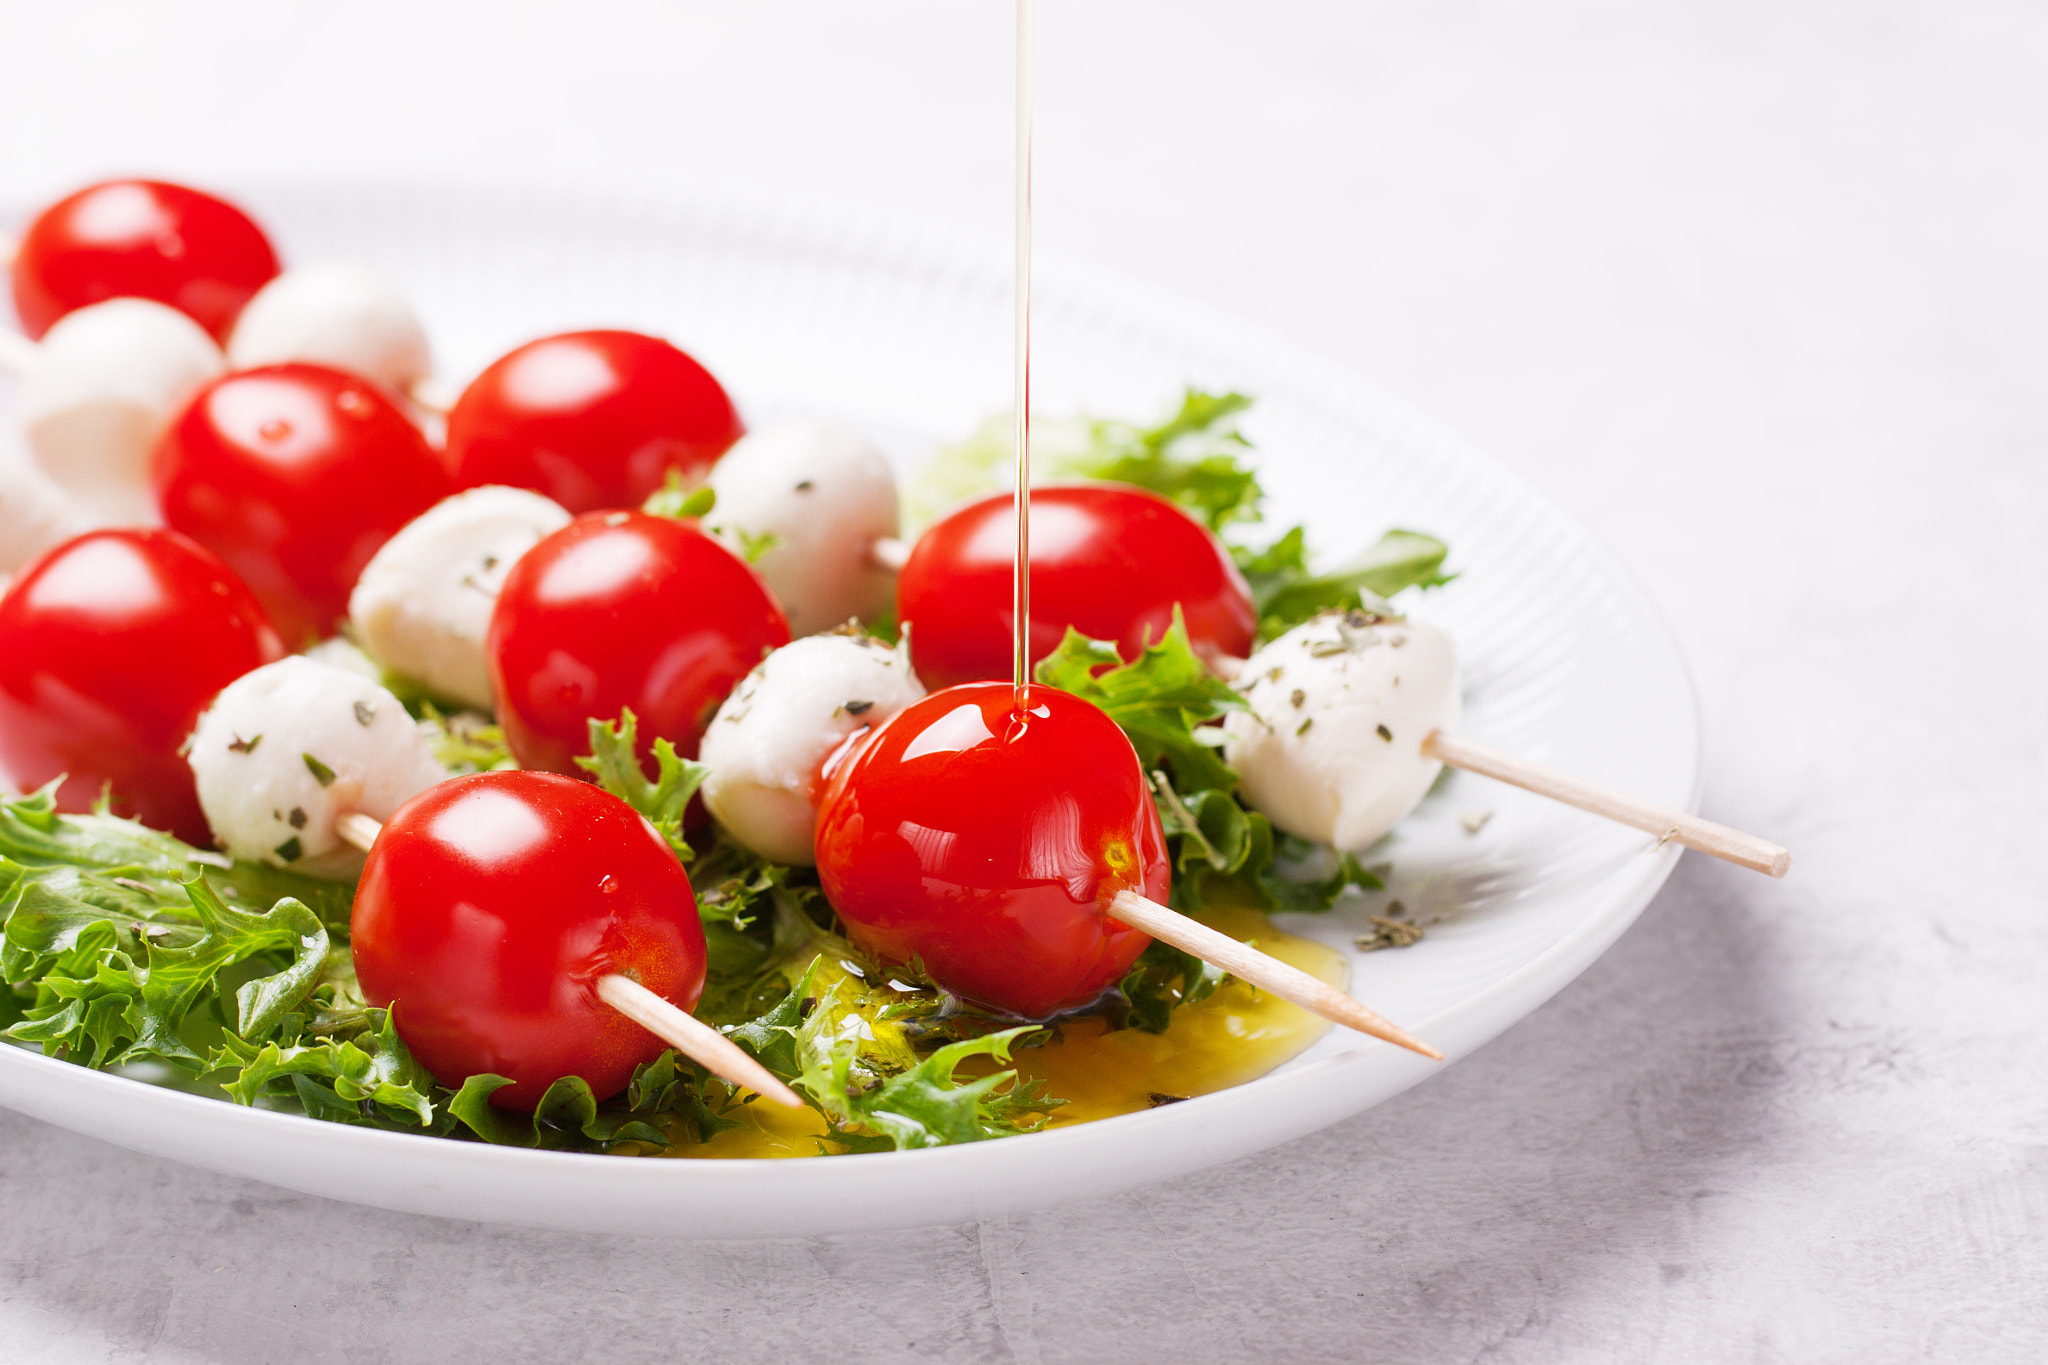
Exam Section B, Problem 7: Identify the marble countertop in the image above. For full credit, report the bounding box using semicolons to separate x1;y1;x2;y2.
1;2;2042;1360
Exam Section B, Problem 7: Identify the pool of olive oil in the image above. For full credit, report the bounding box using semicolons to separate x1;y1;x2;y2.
670;908;1345;1160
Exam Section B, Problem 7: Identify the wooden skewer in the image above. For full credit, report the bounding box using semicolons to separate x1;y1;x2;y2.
334;811;386;853
332;812;805;1108
1423;731;1790;877
870;535;911;573
406;376;455;415
592;975;802;1109
1108;889;1442;1060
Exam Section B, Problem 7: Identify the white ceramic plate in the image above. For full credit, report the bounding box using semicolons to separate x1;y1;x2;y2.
0;183;1695;1238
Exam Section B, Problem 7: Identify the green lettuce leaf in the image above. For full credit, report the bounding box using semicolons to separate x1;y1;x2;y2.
1234;526;1452;643
417;703;517;775
447;1073;670;1151
641;474;717;522
577;709;710;863
727;964;1063;1151
216;1005;440;1128
911;389;1453;645
1033;610;1245;792
910;388;1262;534
1119;939;1230;1034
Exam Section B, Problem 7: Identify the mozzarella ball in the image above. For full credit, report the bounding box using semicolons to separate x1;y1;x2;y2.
189;656;448;878
227;261;433;402
19;299;224;523
0;459;93;578
707;422;900;635
1222;611;1462;851
701;632;925;864
347;486;571;709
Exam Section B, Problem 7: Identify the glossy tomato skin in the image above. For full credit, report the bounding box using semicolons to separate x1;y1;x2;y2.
444;330;743;513
487;510;789;776
351;771;706;1108
814;682;1167;1019
152;363;453;644
898;482;1257;691
0;529;284;842
10;180;280;341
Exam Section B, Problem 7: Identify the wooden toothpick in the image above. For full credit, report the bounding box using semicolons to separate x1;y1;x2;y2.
869;536;911;573
1422;731;1789;878
1108;889;1443;1060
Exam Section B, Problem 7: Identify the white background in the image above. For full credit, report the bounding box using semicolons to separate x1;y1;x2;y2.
1;2;2044;1360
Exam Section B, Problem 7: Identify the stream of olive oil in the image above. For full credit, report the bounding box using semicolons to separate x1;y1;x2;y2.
672;909;1345;1160
671;3;1344;1163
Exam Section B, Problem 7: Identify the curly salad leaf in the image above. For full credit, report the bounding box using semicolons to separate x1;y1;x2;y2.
575;710;708;864
911;388;1452;641
0;784;443;1129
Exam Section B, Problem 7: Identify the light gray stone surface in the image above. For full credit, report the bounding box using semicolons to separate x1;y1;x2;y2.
1;2;2043;1361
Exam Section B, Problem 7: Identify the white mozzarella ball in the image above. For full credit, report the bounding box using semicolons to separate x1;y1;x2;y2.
701;632;925;865
19;299;224;523
0;458;93;578
227;261;433;400
347;486;571;709
707;422;900;635
1221;611;1462;852
189;656;448;878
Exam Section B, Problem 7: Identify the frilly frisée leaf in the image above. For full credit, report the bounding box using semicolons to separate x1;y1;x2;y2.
577;709;710;863
725;960;1065;1152
1235;526;1452;643
1034;608;1245;793
908;388;1453;644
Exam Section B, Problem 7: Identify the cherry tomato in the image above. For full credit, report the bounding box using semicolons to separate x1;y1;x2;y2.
10;180;280;342
488;510;789;777
814;682;1166;1018
351;770;706;1108
898;483;1257;691
152;363;452;645
444;330;743;513
0;529;283;842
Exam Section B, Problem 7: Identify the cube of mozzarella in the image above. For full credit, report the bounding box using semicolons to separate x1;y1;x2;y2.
707;422;900;635
19;299;224;523
701;633;925;864
189;656;449;878
227;261;433;402
347;486;571;709
1222;612;1462;851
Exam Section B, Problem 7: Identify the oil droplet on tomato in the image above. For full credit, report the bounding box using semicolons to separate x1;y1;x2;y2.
662;906;1344;1161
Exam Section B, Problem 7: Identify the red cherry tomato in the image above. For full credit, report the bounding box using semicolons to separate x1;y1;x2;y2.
814;682;1166;1018
0;529;283;842
487;510;789;777
444;330;743;513
152;363;452;644
9;179;280;342
351;771;706;1108
898;483;1256;691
